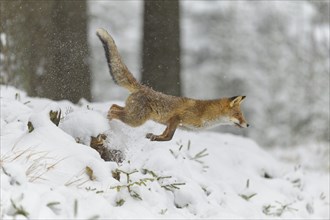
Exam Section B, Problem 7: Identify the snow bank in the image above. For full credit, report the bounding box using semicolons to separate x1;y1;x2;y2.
1;86;329;219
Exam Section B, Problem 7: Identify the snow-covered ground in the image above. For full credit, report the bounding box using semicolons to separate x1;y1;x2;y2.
1;86;329;219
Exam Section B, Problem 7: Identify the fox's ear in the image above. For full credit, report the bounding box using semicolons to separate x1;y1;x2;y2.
229;96;246;107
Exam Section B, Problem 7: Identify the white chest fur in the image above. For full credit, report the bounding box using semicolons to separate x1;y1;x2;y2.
180;116;231;130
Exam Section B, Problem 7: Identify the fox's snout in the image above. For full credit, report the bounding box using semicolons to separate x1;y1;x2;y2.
239;122;249;128
233;120;249;128
230;115;249;128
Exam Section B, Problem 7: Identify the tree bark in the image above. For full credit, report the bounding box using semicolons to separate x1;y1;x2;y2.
1;0;91;103
43;0;91;103
142;0;181;96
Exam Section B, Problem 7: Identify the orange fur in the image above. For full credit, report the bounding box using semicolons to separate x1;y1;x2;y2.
96;28;249;141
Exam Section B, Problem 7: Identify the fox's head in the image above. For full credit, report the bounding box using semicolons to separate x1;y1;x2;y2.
226;96;249;128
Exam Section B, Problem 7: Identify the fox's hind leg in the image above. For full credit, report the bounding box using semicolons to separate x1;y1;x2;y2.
108;107;148;127
107;104;124;120
108;98;151;127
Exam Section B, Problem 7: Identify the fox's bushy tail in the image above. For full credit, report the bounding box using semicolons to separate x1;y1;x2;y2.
96;28;140;93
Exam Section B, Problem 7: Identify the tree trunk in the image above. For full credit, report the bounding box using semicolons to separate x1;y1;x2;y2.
142;0;181;96
43;1;91;103
1;0;91;103
0;0;51;94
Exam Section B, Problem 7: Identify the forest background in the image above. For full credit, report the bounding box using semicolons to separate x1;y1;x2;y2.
1;0;329;148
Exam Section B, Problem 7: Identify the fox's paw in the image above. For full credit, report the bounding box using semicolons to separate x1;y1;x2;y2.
108;109;121;120
146;133;157;141
107;111;113;120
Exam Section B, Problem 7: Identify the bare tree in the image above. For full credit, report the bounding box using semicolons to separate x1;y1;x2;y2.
42;1;91;103
0;0;91;103
142;0;181;96
0;0;50;94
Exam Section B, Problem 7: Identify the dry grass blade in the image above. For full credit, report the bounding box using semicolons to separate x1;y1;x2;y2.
1;147;65;183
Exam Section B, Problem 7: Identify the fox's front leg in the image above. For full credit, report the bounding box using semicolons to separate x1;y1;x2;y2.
146;117;180;141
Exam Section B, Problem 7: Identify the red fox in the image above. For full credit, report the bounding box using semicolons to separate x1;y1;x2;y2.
96;28;249;141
